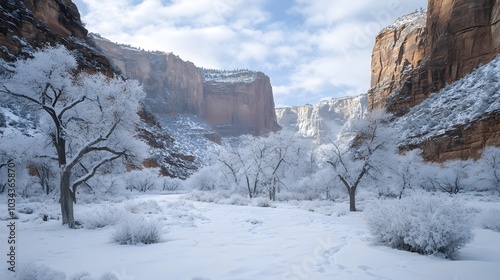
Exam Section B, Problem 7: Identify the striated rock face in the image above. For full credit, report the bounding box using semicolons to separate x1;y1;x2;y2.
0;0;112;74
370;0;500;115
370;0;500;161
95;37;280;136
368;11;427;111
417;114;500;161
202;70;281;136
93;37;204;115
276;95;367;143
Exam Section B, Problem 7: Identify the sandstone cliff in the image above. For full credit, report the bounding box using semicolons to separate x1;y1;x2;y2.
203;70;281;136
0;0;112;74
370;0;500;114
93;36;204;115
368;11;427;111
94;37;280;136
370;0;500;161
276;95;367;143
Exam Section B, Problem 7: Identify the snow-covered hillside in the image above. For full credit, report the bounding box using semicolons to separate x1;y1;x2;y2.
393;55;500;145
276;95;367;142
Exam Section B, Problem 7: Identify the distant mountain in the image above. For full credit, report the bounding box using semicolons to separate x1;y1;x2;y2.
275;95;367;143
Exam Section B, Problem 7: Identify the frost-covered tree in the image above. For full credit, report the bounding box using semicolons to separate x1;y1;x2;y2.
479;147;500;195
327;111;392;211
0;46;147;228
215;131;312;200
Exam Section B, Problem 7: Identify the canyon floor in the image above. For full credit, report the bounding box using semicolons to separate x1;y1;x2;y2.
1;194;500;280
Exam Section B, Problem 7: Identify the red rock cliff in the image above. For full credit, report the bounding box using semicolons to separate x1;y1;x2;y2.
0;0;112;74
369;0;500;161
95;38;280;136
202;70;281;136
370;0;500;114
93;37;204;115
368;11;427;111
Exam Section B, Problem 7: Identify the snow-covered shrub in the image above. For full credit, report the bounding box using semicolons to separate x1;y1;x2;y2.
10;263;66;280
161;177;183;192
112;215;163;245
125;169;161;193
479;208;500;232
255;197;273;207
184;191;251;206
365;195;475;258
124;199;162;214
79;206;126;229
67;272;93;280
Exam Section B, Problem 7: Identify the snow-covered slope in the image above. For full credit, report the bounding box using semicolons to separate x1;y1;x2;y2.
393;55;500;145
276;95;367;142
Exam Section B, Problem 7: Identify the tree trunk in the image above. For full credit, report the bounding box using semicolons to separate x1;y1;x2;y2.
349;189;356;212
60;171;75;228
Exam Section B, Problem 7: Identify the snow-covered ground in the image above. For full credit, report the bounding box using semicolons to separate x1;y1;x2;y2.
1;194;500;280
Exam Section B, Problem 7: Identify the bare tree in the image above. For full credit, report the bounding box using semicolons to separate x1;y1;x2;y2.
481;147;500;195
327;113;390;211
1;46;147;228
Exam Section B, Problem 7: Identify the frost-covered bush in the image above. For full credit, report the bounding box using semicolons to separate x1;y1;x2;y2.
161;177;184;191
365;195;474;258
255;197;273;207
112;215;163;245
124;199;162;214
479;208;500;232
184;191;251;206
9;263;66;280
79;206;126;229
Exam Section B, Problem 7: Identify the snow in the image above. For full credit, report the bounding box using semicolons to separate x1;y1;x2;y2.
393;55;500;145
202;69;259;84
2;194;500;280
275;94;367;143
381;9;426;34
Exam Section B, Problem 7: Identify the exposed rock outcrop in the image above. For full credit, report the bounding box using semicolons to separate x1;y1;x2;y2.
94;37;280;136
417;113;500;161
370;0;500;115
0;0;112;74
203;70;281;136
276;95;367;143
370;0;500;161
368;11;427;111
92;37;204;115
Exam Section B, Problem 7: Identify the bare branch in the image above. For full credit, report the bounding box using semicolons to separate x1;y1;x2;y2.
71;152;124;193
58;96;86;120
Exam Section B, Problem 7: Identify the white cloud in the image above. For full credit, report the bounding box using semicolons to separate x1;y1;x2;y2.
75;0;428;106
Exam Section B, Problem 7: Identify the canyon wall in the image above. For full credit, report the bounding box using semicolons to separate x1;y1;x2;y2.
369;0;500;161
276;95;367;143
370;0;500;114
0;0;112;74
95;37;280;136
203;70;281;136
368;11;427;111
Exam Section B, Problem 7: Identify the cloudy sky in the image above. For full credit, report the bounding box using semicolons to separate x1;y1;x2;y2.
73;0;427;107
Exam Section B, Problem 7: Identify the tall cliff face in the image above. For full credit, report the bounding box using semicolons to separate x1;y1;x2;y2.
0;0;112;74
276;95;367;143
95;37;280;136
370;0;500;161
203;70;281;136
370;0;500;114
93;37;204;115
368;11;427;111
